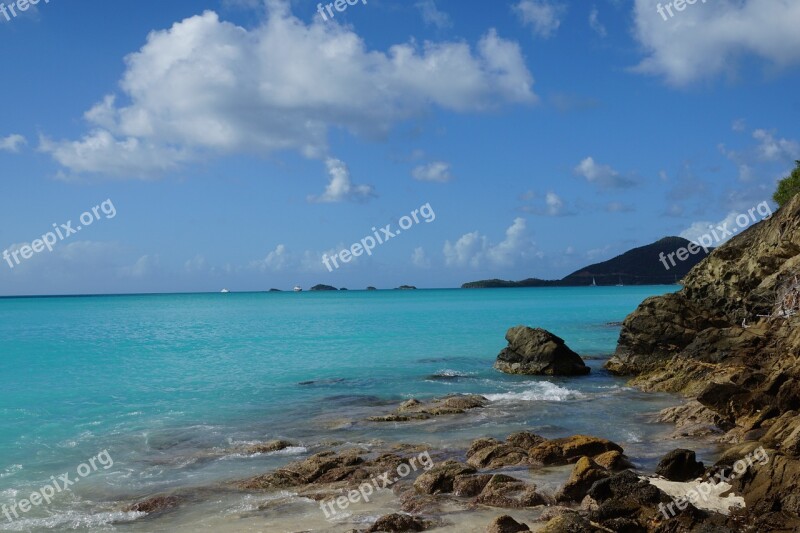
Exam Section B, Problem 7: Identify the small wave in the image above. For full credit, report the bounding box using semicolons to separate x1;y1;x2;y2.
425;369;476;382
0;510;144;531
485;382;584;403
222;446;308;460
0;465;22;479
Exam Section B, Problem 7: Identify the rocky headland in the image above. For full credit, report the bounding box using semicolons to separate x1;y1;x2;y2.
606;193;800;531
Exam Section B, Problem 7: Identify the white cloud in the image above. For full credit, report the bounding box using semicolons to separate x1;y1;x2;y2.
411;247;431;268
514;0;566;39
308;158;376;203
443;217;536;268
544;192;564;215
251;244;291;271
41;4;536;178
184;255;207;272
416;0;452;29
412;161;453;182
732;119;747;133
574;156;637;189
0;134;26;153
520;190;573;216
633;0;800;86
589;7;607;37
119;254;161;278
720;127;800;182
752;129;800;162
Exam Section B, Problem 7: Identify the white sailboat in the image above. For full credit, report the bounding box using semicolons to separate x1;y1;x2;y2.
591;277;597;287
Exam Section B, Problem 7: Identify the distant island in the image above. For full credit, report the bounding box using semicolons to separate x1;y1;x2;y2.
396;285;417;290
463;237;710;288
310;284;338;291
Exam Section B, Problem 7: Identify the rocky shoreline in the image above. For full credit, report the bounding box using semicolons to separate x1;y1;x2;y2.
115;196;800;532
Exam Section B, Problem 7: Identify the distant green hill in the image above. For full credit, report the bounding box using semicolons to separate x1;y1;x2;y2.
462;237;710;288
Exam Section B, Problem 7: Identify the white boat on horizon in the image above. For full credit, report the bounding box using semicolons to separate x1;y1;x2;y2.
220;288;230;293
293;286;303;292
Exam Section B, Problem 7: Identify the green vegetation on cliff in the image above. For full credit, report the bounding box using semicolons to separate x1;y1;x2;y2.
774;160;800;207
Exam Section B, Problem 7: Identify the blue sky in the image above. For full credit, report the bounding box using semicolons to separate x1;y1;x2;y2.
1;0;798;295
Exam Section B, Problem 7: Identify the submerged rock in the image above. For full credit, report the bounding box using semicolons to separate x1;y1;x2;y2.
367;394;488;423
494;326;590;376
123;494;181;515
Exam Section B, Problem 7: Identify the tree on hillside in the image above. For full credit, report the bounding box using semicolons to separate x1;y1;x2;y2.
773;161;800;207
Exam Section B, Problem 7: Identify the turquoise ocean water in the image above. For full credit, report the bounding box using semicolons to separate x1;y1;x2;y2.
0;287;705;531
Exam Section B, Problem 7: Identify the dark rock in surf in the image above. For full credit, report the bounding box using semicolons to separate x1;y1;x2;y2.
494;326;590;376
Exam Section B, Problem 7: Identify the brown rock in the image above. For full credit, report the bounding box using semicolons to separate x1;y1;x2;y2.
528;435;623;466
474;474;546;508
505;431;547;449
486;515;531;533
655;449;705;482
466;443;529;469
123;495;181;514
468;437;502;459
413;460;475;494
367;513;429;532
453;474;493;497
243;439;294;454
556;457;611;502
592;450;633;471
495;326;590;376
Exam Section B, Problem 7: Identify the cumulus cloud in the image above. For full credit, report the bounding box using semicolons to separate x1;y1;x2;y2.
412;161;453;182
443;217;536;268
40;3;536;178
632;0;800;86
513;0;566;39
0;134;26;153
574;156;637;189
416;0;452;29
308;158;376;203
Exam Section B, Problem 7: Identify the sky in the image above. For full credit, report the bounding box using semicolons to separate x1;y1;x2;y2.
1;0;799;295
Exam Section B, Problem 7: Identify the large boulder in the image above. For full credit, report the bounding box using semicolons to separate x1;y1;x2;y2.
655;449;705;482
495;326;590;376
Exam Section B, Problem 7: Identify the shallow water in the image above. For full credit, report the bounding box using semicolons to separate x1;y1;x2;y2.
0;287;714;531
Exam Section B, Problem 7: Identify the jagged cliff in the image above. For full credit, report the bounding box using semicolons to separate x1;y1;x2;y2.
606;194;800;531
